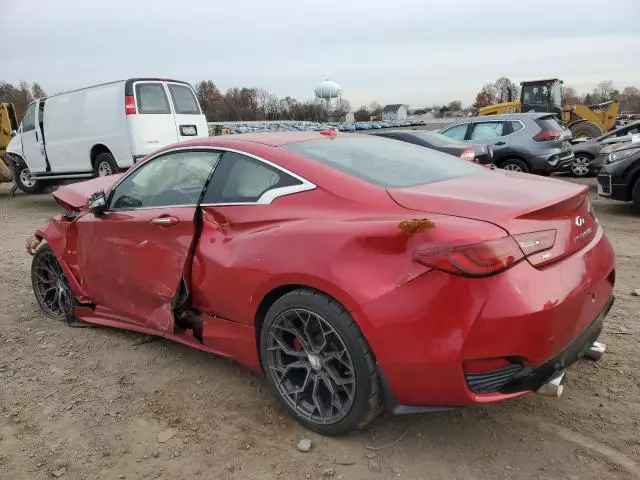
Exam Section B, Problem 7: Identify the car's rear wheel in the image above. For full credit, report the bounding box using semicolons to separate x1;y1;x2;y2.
500;158;530;173
571;154;593;177
260;289;382;436
31;245;73;320
93;152;119;177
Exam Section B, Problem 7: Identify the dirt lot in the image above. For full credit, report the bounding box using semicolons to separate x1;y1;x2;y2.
0;178;639;480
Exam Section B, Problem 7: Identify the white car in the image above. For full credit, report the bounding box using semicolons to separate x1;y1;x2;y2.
7;78;208;193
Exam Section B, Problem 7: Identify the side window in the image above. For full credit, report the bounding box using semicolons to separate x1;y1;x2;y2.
22;103;37;132
470;122;505;140
135;83;171;114
440;123;468;140
109;151;220;210
508;121;523;133
203;152;301;204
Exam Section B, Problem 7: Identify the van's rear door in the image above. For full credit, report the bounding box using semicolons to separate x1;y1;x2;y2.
165;82;209;141
127;81;179;157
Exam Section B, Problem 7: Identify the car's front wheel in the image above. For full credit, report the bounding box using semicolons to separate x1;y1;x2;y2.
31;245;73;320
571;154;593;177
632;177;640;212
260;289;382;436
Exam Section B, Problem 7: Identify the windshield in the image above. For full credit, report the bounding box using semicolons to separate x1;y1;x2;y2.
551;82;562;108
285;136;484;188
411;131;460;147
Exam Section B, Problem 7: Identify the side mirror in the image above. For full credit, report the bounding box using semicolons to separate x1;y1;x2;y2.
88;191;107;215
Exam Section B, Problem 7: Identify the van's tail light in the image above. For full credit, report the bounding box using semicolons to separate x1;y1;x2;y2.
459;149;476;162
533;130;560;142
414;229;556;277
125;96;136;115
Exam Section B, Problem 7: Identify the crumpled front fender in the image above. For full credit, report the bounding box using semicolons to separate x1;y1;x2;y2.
28;216;91;303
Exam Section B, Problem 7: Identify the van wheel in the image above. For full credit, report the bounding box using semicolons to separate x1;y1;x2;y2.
93;153;119;177
500;158;530;174
14;162;47;194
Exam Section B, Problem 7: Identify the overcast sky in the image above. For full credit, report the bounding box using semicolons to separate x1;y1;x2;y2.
4;0;640;108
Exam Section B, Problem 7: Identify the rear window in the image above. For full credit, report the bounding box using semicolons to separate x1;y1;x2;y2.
135;83;171;114
285;136;484;188
168;84;201;115
536;116;565;132
411;131;459;147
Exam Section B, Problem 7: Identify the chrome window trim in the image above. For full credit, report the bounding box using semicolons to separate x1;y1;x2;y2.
106;146;317;212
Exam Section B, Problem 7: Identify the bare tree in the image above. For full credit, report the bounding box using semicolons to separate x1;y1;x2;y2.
493;77;518;103
592;80;616;104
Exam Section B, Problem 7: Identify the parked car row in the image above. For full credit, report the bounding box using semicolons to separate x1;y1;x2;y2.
208;119;426;135
571;121;640;177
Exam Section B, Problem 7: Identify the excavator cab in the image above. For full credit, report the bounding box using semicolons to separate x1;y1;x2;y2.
520;79;563;116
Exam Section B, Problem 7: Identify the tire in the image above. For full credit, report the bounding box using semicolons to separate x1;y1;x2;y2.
500;158;530;174
571;153;593;177
569;121;603;140
14;161;47;194
93;152;119;177
632;177;640;212
260;289;382;436
31;244;74;321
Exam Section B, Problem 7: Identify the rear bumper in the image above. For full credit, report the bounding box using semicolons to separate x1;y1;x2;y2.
361;227;616;409
531;150;575;173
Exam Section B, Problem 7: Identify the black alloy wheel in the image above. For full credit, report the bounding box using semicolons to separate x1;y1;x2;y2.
31;245;73;320
261;289;382;436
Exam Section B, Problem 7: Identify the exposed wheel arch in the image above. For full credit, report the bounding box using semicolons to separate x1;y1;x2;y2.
254;284;364;364
90;144;114;167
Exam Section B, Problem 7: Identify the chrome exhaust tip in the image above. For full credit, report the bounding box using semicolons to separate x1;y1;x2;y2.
584;341;606;361
537;371;565;398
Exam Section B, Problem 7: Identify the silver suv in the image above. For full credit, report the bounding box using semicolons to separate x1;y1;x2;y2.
439;113;574;174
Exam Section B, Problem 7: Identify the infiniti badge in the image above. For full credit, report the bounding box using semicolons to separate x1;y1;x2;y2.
575;216;585;227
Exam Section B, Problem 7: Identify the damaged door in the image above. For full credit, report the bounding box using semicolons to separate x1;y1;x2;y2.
75;150;220;331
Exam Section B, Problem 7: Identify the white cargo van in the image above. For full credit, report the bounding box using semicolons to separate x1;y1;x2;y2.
6;78;208;193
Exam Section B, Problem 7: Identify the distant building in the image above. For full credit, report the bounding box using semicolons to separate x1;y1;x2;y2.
345;112;355;123
382;104;409;122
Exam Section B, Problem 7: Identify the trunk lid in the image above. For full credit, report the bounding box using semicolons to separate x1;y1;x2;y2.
387;171;598;266
52;174;123;210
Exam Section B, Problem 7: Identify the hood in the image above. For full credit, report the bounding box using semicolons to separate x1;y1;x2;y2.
52;174;123;210
601;135;634;146
611;138;640;153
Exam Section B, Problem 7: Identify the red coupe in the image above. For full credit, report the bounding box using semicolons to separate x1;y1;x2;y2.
28;131;615;435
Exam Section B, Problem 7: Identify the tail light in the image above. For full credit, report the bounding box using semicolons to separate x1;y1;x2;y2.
459;149;476;162
533;130;561;142
414;229;556;277
125;95;136;115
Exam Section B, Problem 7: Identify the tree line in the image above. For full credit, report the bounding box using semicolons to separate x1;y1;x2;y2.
472;77;640;113
2;78;639;125
195;80;351;122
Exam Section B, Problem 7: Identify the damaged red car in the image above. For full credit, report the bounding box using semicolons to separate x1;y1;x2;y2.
29;132;615;435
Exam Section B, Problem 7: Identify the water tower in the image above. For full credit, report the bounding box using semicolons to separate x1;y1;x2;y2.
314;79;342;121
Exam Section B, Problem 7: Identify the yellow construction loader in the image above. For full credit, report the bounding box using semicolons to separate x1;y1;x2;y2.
0;102;18;184
479;79;619;139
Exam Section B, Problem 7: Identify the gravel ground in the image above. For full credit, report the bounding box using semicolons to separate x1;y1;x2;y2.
0;178;639;480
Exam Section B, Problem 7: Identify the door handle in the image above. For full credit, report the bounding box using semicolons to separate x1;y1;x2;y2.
35;131;39;142
494;141;506;146
151;216;179;226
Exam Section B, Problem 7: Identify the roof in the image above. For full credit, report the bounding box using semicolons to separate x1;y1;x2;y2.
178;131;342;149
454;112;553;123
382;104;406;113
